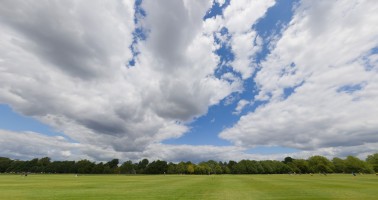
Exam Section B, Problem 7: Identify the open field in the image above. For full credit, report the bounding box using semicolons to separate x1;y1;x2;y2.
0;174;377;199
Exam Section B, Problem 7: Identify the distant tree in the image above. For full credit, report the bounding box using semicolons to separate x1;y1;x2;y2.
106;159;119;171
103;165;113;174
198;162;212;174
344;156;373;173
1;153;377;175
308;156;333;173
92;162;105;174
260;161;274;174
366;153;378;172
233;160;248;174
194;164;204;174
292;159;310;173
214;165;223;174
204;160;222;174
253;161;265;174
120;160;134;174
167;162;177;174
272;160;291;174
222;165;231;174
76;160;95;174
38;157;51;169
227;160;237;173
187;164;194;174
145;160;167;174
137;158;149;173
283;157;294;164
47;161;75;173
0;157;12;173
33;157;51;173
7;160;26;173
332;157;346;173
177;162;187;174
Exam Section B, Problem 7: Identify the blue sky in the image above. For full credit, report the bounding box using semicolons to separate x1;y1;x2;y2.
166;0;297;149
0;0;377;162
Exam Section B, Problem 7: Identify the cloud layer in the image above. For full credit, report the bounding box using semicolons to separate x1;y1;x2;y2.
0;0;246;159
0;0;377;162
220;0;378;154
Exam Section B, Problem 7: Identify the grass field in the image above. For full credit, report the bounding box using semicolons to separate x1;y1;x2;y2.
0;174;377;199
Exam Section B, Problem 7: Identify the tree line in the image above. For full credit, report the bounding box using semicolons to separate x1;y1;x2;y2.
0;153;377;175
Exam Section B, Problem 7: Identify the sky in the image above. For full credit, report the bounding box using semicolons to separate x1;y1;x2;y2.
0;0;377;163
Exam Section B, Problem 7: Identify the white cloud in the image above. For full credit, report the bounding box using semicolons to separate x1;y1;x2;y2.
0;0;242;155
1;0;375;163
2;129;374;162
233;99;249;115
0;130;84;161
220;0;378;155
223;0;275;79
215;0;226;7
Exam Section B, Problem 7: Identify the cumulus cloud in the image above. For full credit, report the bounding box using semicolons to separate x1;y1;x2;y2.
1;0;375;162
2;129;375;162
233;99;249;115
220;0;378;155
0;0;243;156
223;0;275;79
0;130;84;161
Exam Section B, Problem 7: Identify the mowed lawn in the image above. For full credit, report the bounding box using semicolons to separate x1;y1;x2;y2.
0;174;377;199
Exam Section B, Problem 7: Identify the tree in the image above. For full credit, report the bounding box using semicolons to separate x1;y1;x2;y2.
7;160;26;173
137;159;149;173
39;157;51;166
0;157;12;173
308;156;333;173
38;157;51;173
345;156;373;173
283;157;294;164
120;160;134;174
227;160;237;173
222;166;231;174
167;162;177;174
177;162;187;174
105;159;119;170
332;157;346;173
292;159;310;173
92;162;105;174
260;161;274;174
366;153;378;172
145;160;167;174
233;160;248;174
187;164;195;174
204;160;222;174
198;162;211;174
251;160;264;174
76;160;94;174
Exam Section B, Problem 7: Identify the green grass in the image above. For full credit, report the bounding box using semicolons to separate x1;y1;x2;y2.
0;174;377;199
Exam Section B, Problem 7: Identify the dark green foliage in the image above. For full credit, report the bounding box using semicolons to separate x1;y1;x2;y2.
366;153;378;172
76;159;95;174
0;153;376;175
136;158;149;174
120;160;134;174
0;157;13;173
308;155;334;173
344;156;373;173
332;157;346;173
106;159;119;169
92;162;105;174
283;156;294;164
145;160;167;174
